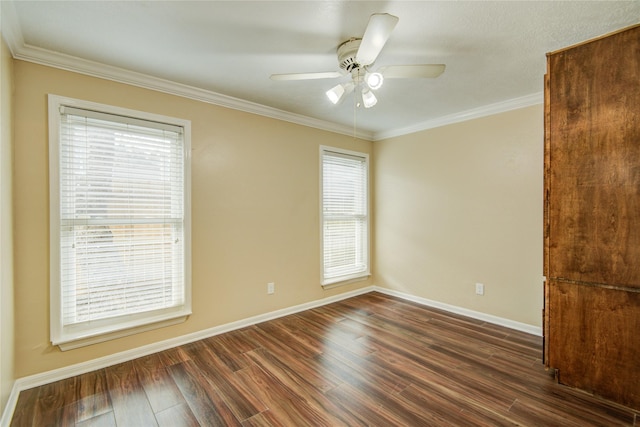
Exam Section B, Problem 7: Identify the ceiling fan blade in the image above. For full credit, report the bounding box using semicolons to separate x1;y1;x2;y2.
270;71;342;81
355;13;399;66
379;64;446;79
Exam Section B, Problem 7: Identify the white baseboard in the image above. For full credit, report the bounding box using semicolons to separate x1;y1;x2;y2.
373;286;542;336
1;284;541;426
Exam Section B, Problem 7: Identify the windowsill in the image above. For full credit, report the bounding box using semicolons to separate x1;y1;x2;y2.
54;314;190;351
322;274;371;290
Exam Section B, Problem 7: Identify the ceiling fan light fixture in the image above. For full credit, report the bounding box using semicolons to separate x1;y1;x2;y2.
361;88;377;108
326;84;346;104
365;72;384;90
326;82;354;104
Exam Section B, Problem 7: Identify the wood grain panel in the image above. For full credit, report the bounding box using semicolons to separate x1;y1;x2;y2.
397;383;518;426
104;361;158;427
10;387;38;426
33;377;77;426
183;339;266;420
167;359;241;427
237;355;345;427
132;353;187;414
548;280;640;409
75;411;116;427
548;25;640;287
154;403;199;427
201;329;256;372
75;369;112;423
243;327;345;393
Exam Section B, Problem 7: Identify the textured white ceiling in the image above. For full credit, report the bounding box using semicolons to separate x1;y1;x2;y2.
3;1;640;139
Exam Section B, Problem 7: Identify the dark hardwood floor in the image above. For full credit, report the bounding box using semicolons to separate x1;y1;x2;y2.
10;292;639;426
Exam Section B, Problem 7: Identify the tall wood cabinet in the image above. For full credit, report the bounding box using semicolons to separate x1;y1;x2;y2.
544;24;640;410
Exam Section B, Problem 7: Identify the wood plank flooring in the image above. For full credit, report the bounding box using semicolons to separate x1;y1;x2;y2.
10;292;639;426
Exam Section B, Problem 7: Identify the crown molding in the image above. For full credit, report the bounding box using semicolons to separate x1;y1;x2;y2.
14;44;375;140
372;92;544;141
1;9;374;141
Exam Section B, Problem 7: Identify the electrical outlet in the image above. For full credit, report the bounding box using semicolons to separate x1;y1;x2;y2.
475;282;485;296
267;282;275;295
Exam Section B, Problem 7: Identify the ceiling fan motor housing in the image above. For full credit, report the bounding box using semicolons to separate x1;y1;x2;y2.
337;38;363;72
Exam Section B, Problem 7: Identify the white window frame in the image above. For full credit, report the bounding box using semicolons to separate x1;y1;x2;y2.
48;95;191;350
320;146;370;286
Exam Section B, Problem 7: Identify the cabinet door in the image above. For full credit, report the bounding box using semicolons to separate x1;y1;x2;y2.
547;279;640;409
547;25;640;288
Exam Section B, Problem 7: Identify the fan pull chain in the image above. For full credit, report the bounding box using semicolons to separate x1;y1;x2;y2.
353;68;360;139
353;86;357;139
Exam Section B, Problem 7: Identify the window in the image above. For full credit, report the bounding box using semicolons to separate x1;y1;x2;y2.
49;95;191;350
320;146;370;285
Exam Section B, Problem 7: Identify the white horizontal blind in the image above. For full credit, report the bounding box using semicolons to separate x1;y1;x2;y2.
58;106;185;328
321;148;369;284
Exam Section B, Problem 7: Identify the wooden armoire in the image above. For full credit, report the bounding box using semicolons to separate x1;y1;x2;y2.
544;24;640;410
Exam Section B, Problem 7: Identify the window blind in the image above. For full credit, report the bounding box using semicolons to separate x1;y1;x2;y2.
57;106;186;329
321;149;369;284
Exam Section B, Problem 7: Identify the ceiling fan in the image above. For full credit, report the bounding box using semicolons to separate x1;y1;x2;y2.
270;13;445;108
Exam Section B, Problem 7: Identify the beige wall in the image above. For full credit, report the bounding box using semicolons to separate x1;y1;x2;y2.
374;106;544;327
12;56;544;380
0;34;15;413
12;60;373;377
